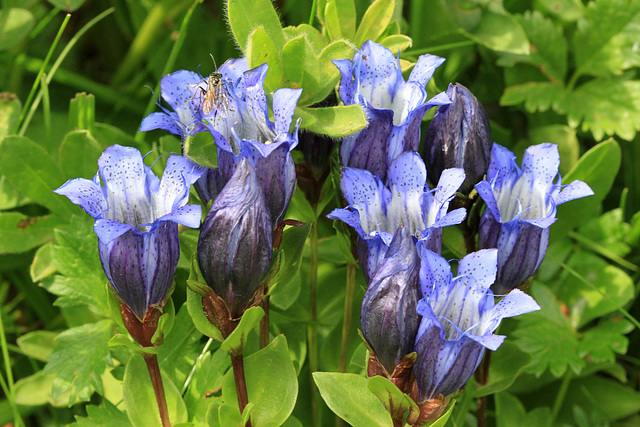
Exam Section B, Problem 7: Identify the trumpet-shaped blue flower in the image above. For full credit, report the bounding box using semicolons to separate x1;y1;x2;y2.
197;159;273;318
361;227;420;374
328;151;466;281
423;83;492;194
54;145;205;320
475;143;594;294
413;247;540;401
333;40;450;183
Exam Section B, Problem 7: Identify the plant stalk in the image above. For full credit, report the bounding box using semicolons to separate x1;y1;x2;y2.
231;353;252;427
338;260;357;372
143;353;171;427
308;219;320;427
475;350;491;427
260;294;270;349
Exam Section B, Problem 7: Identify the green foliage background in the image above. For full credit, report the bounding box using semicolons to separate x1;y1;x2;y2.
1;0;639;426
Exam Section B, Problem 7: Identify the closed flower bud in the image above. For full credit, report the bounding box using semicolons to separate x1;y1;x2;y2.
197;159;273;318
424;83;491;194
361;227;420;374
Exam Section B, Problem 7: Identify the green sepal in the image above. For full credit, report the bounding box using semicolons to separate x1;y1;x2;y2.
186;279;211;297
296;105;367;137
427;399;456;427
107;333;159;355
68;92;96;134
186;287;224;342
247;26;284;92
220;306;265;356
150;297;175;346
367;376;420;424
354;0;395;47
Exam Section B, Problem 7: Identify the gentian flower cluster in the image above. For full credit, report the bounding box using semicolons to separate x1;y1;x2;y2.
475;143;594;294
54;145;204;324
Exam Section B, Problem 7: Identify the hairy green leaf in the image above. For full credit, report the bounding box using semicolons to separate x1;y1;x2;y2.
354;0;395;46
227;0;285;52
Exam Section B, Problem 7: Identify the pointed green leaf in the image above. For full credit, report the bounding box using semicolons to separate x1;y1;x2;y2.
579;318;633;363
220;306;264;356
183;131;217;169
247;26;284;92
500;82;564;113
314;372;391;427
73;400;131;426
0;212;66;254
43;320;112;404
463;10;530;55
297;105;367;137
354;0;395;46
516;11;567;82
30;242;57;282
184;349;230;422
0;136;73;217
227;0;285;52
378;34;412;55
283;24;328;53
0;8;35;51
324;0;356;40
368;376;419;422
222;336;298;426
14;371;69;406
123;353;187;427
17;330;58;362
0;92;20;138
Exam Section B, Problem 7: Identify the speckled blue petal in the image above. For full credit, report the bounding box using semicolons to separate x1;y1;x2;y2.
340;166;388;235
54;177;107;219
139;112;183;135
356;40;402;110
161;70;203;113
157;205;202;229
408;54;446;87
485;143;518;189
94;219;138;244
333;58;355;105
553;180;594;205
143;221;180;309
273;88;303;135
153;155;206;215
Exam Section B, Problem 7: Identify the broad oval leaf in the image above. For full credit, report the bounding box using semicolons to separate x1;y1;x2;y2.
247;26;284;92
354;0;395;46
227;0;285;52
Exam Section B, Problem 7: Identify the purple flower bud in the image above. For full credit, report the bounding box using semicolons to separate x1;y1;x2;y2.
197;160;273;318
54;145;205;320
475;143;594;294
414;247;540;401
361;228;420;374
424;83;491;194
333;41;450;183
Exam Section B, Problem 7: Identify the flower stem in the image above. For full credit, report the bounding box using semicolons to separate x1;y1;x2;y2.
338;260;357;372
260;294;270;349
308;220;320;427
550;371;572;425
231;353;252;427
143;353;171;427
474;350;491;427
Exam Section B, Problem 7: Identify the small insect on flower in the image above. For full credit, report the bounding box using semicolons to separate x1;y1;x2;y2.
186;54;232;118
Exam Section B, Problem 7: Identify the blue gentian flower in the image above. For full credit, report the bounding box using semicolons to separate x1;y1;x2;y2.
413;247;540;401
332;40;450;183
475;143;594;294
360;227;420;374
327;151;466;281
54;145;205;320
423;83;492;194
197;159;273;318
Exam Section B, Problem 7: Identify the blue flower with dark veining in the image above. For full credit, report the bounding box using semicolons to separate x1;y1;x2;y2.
475;143;594;294
328;151;466;281
197;159;273;318
54;145;205;320
333;40;450;183
424;83;492;194
413;247;540;401
360;227;420;374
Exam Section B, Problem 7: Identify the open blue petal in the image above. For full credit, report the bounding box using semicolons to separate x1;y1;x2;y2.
158;205;202;229
139;112;183;135
458;249;498;293
467;333;506;351
554;180;594;205
418;246;452;302
219;57;249;87
94;219;138;244
340;167;388;234
143;221;180;309
333;58;355;105
408;54;446;87
521;143;560;186
154;155;206;215
475;181;501;221
486;143;519;189
483;289;540;333
273;88;303;135
54;177;107;219
357;41;401;110
160;70;203;114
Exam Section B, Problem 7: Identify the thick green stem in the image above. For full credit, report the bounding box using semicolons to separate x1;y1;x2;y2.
308;220;320;427
143;353;171;427
231;353;252;427
338;261;357;372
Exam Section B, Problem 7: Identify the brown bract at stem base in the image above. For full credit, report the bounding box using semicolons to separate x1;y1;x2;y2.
120;302;163;347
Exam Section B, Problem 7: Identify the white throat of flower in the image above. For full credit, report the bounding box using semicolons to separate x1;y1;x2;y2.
496;176;550;222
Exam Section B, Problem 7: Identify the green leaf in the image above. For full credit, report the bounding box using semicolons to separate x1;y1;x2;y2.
186;287;224;342
0;212;66;254
184;131;217;169
560;78;640;141
518;11;567;82
555;139;621;236
579;318;633;363
495;393;551;427
14;371;69;406
123;353;187;427
108;333;153;353
514;285;586;377
296;105;367;137
220;306;265;356
378;34;412;55
462;10;530;55
59;130;103;179
313;372;392;426
557;251;634;327
158;305;203;387
474;342;532;397
311;39;356;106
47;0;87;12
47;217;110;316
269;224;310;295
247;26;284;92
0;8;35;51
227;0;285;52
500;82;564;113
16;330;58;362
573;0;640;72
367;376;419;422
528;125;579;175
218;404;244;426
283;24;328;53
324;0;356;40
43;320;112;404
68;92;96;133
184;349;230;423
222;335;298;426
73;400;131;426
354;0;395;46
30;242;57;282
282;35;321;104
0;135;73;217
0;92;21;138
